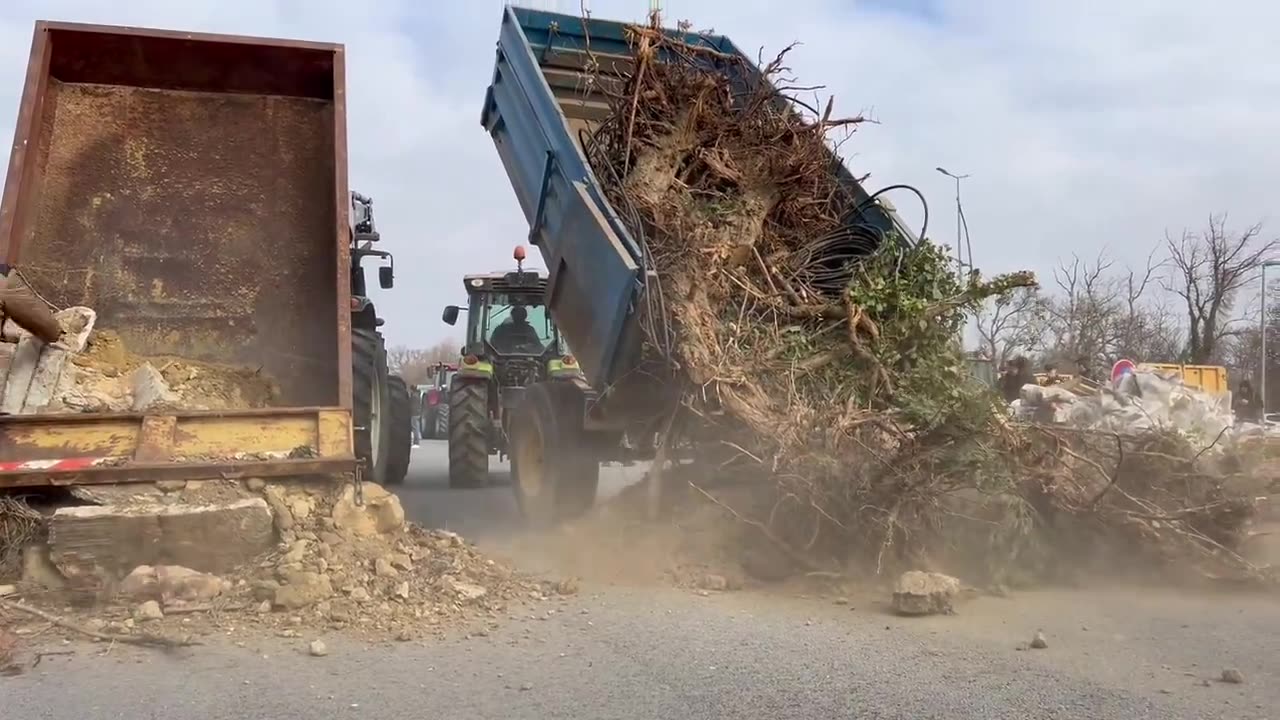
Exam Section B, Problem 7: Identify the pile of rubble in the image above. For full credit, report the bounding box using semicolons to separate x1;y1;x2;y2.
2;479;550;648
1011;370;1238;449
62;329;279;411
0;305;278;415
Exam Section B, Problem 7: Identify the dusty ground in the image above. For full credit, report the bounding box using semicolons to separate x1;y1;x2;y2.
4;443;1279;719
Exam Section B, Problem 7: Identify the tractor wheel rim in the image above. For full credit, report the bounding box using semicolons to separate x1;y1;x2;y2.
370;375;384;463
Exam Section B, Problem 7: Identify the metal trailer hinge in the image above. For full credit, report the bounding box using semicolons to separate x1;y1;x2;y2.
353;461;365;507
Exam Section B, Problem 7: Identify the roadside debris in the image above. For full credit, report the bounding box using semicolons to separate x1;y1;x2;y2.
133;600;164;622
1220;668;1245;684
1;479;544;649
0;624;19;675
1013;368;1237;451
891;571;961;616
0;597;197;649
309;639;329;657
1030;631;1049;650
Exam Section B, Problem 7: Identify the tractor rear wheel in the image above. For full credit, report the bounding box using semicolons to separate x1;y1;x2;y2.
385;375;412;486
434;401;450;440
510;381;599;528
352;328;391;486
448;379;490;489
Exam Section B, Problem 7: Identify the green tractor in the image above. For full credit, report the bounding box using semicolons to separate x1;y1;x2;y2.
441;246;584;491
349;191;411;487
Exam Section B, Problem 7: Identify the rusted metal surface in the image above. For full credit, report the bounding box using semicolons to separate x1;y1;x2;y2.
0;21;352;410
0;458;354;488
0;406;355;488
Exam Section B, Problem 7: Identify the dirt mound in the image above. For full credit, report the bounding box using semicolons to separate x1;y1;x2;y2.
57;330;278;411
1;481;552;651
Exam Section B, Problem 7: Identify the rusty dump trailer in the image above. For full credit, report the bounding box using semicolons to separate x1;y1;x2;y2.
0;22;357;487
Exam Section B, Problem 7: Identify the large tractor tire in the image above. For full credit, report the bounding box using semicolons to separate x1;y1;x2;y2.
433;400;450;440
352;328;392;486
448;379;490;489
509;381;599;528
384;374;412;486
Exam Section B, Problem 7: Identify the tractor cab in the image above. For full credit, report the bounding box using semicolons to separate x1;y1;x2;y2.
349;191;394;330
442;246;570;391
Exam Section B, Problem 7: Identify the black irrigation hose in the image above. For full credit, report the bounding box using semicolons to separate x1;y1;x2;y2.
791;224;889;296
851;183;930;246
790;184;930;296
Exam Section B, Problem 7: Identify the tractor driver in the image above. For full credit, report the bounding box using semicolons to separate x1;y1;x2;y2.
489;304;544;354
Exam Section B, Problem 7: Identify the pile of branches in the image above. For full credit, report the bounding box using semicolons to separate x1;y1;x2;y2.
0;496;43;580
1020;427;1265;581
578;15;1262;581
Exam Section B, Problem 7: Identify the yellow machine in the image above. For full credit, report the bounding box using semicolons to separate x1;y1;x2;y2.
1137;363;1229;395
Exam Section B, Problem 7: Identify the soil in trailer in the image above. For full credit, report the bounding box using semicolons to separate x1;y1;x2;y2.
56;329;280;411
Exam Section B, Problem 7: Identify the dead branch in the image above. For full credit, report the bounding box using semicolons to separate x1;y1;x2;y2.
0;599;200;650
688;480;830;574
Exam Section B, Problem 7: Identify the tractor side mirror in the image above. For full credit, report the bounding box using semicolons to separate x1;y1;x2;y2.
442;305;460;326
378;265;394;290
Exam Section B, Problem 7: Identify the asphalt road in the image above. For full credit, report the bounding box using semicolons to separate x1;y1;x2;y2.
6;441;1280;719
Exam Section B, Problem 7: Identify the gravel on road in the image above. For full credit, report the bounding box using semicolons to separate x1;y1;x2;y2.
6;442;1277;720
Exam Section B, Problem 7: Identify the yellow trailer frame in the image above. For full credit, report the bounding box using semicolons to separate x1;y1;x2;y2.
0;407;355;488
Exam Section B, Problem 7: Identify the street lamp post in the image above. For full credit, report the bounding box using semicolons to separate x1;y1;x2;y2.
936;166;971;270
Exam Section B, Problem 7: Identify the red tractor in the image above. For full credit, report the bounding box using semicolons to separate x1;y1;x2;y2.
420;362;458;440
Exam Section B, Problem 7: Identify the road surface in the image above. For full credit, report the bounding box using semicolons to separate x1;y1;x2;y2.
6;440;1279;719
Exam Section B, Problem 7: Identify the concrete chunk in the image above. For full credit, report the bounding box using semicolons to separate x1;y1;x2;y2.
49;498;275;587
1;336;41;414
0;343;16;401
131;363;178;411
1;307;95;413
892;570;961;616
22;346;71;413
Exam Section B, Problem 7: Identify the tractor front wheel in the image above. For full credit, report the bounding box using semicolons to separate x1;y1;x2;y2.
448;379;490;489
509;382;599;528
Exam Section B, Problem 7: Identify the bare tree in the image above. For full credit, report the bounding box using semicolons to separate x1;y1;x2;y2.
1043;251;1119;366
1112;246;1183;362
974;286;1046;366
1036;247;1182;370
1165;214;1278;364
387;340;460;385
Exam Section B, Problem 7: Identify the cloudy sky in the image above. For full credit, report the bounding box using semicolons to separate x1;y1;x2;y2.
1;0;1277;349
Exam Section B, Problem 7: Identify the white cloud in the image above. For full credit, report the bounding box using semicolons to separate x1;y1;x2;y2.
1;0;1277;349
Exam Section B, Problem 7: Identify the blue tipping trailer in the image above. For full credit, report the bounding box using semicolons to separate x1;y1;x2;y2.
481;7;917;398
480;7;918;524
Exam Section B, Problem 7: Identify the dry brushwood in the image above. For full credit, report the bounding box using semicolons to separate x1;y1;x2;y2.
0;496;44;579
0;623;18;674
573;13;1266;583
579;14;1036;570
1024;426;1264;581
0;599;200;650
